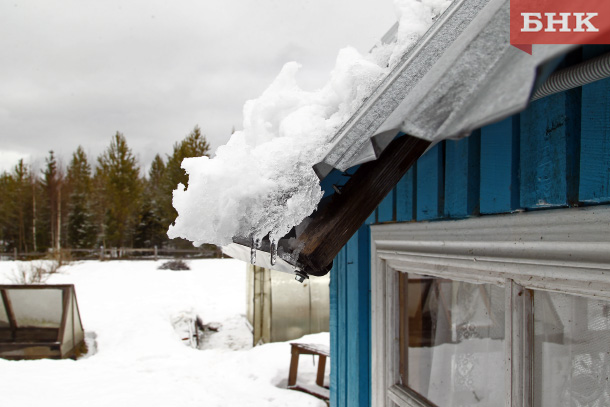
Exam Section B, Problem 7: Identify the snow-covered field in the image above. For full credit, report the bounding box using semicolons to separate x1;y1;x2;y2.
0;259;328;407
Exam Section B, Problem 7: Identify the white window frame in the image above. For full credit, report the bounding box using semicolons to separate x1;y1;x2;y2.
371;205;610;407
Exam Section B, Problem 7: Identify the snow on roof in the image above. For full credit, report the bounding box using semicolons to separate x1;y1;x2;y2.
315;0;574;178
170;0;575;277
168;0;452;249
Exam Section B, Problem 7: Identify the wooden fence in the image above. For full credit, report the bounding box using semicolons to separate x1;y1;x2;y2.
2;246;223;261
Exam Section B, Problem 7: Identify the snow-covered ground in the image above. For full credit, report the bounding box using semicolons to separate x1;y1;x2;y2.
0;259;329;407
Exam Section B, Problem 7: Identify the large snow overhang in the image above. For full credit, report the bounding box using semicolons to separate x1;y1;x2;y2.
226;0;596;279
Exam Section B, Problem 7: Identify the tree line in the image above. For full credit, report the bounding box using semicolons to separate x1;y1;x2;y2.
0;126;211;254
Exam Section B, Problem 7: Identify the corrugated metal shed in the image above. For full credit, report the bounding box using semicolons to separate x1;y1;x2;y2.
246;265;329;345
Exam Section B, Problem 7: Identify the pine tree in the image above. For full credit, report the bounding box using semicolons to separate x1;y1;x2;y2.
134;154;166;248
40;151;63;251
96;132;142;248
14;160;34;252
0;161;35;253
0;171;11;252
66;146;97;248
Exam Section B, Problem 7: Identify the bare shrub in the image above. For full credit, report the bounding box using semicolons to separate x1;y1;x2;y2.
158;259;190;270
48;249;72;267
10;261;60;285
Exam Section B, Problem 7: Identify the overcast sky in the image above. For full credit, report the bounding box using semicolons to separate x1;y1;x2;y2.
0;0;396;174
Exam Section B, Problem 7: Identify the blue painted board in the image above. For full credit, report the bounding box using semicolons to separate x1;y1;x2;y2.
565;87;582;205
580;77;610;203
444;132;480;218
396;167;416;222
582;45;610;60
345;226;371;407
480;116;520;214
346;232;360;407
329;254;339;407
377;189;395;223
365;209;377;225
416;143;444;220
336;246;347;407
520;93;569;208
358;225;371;407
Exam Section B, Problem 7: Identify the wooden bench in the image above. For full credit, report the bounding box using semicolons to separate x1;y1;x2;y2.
287;342;330;401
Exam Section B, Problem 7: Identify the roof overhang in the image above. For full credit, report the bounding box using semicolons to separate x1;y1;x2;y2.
225;0;578;279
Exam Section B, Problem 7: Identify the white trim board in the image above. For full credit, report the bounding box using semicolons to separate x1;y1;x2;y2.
372;205;610;300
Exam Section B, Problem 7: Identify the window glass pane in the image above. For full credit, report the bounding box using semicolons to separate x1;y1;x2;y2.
8;289;62;328
399;273;505;407
534;291;610;407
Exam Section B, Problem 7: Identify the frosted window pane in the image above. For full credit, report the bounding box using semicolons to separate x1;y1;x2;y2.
534;291;610;407
8;289;62;328
400;274;505;407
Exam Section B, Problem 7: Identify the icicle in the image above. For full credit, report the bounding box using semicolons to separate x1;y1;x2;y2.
270;240;277;266
250;236;256;265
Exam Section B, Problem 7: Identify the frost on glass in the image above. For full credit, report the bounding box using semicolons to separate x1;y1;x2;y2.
399;273;505;407
9;289;62;328
168;0;452;248
534;291;610;407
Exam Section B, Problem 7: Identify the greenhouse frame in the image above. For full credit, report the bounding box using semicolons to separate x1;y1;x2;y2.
0;284;85;360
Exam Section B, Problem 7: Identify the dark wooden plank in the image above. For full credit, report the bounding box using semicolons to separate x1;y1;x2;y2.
444;132;481;218
1;289;18;340
288;343;330;356
296;135;430;276
396;167;416;222
416;143;444;220
0;327;60;343
288;345;300;387
317;355;327;387
0;284;75;290
480;116;520;214
580;77;610;203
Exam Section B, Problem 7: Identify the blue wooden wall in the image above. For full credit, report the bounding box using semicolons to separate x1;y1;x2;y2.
329;71;610;406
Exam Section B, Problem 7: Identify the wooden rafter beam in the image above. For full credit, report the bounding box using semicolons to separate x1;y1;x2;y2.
296;135;431;276
1;289;18;340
